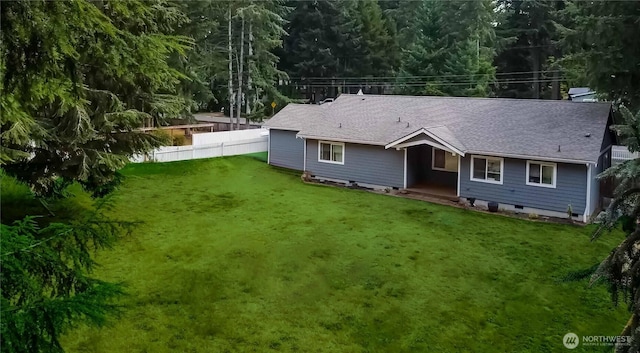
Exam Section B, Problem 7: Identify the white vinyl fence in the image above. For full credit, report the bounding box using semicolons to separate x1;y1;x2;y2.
192;128;267;145
132;129;268;163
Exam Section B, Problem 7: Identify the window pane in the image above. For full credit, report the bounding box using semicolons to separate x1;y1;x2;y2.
487;172;501;182
487;159;501;173
542;165;554;185
529;163;541;183
332;144;343;162
444;152;458;171
321;143;331;161
473;158;486;179
487;159;501;181
433;149;445;169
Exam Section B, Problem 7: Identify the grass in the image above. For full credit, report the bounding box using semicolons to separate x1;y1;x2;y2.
6;155;627;352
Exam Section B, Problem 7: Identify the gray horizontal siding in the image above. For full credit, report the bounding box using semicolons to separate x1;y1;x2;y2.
459;155;587;214
306;140;404;188
269;129;304;170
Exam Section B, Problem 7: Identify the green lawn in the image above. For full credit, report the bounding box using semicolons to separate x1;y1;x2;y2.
39;156;626;352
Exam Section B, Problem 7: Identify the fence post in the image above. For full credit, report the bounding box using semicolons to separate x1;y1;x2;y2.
192;145;195;160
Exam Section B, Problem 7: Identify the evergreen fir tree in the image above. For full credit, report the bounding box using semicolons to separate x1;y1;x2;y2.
593;106;640;353
493;0;563;99
1;0;192;197
398;0;496;96
0;1;192;351
559;0;640;109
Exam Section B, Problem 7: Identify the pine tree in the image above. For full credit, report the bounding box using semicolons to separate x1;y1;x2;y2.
280;0;397;98
177;0;229;112
241;0;289;121
558;0;640;109
593;106;640;353
0;1;192;351
494;0;563;99
0;0;192;197
398;0;496;97
281;0;345;80
1;202;131;353
350;0;398;79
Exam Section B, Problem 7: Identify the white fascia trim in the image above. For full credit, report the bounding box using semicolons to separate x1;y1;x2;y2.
385;128;465;157
456;154;461;197
403;148;408;189
470;155;504;185
467;150;593;165
298;134;385;146
384;129;425;149
318;140;345;165
525;161;557;189
303;138;307;171
265;126;301;132
393;139;455;154
584;163;592;221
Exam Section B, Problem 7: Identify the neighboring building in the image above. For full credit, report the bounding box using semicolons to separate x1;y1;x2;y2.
194;113;265;131
568;87;598;102
263;94;614;222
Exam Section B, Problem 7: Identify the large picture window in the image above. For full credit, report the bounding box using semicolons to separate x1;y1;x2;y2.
470;156;503;184
432;148;458;172
526;161;556;188
318;141;344;164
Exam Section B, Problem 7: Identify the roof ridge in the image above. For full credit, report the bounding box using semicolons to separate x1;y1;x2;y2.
338;93;611;105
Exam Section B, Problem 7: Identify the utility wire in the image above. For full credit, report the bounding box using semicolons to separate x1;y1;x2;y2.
284;70;563;80
279;78;569;88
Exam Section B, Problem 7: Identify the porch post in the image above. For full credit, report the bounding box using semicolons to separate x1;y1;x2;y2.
403;148;407;189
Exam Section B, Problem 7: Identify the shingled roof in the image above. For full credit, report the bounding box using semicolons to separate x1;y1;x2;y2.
264;94;612;164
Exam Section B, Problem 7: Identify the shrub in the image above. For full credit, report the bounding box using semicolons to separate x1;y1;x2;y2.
172;134;186;146
151;129;172;146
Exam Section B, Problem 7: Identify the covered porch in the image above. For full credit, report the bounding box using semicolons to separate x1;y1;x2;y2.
386;127;464;200
404;183;459;202
404;144;459;201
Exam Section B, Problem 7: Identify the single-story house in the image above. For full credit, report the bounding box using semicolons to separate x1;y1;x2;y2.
263;94;614;222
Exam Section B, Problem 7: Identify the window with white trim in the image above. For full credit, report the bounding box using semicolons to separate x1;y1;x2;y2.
319;141;344;164
432;148;457;172
471;156;503;184
526;161;556;188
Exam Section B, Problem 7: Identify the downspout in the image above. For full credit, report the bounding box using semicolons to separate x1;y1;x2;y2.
456;154;461;197
403;148;408;189
584;163;592;222
303;138;307;171
267;129;271;165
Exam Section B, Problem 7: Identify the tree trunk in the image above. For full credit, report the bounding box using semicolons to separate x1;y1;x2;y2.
227;6;234;130
236;16;245;130
551;68;561;100
532;46;540;99
245;20;253;129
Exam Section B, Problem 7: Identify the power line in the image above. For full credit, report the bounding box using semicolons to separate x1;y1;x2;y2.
286;78;568;88
284;70;563;80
